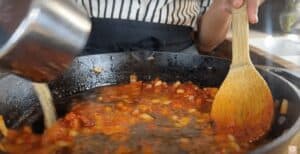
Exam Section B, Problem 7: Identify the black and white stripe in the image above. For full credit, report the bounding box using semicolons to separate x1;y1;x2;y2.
75;0;212;29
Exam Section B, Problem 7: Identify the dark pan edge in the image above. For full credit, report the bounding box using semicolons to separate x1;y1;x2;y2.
251;68;300;154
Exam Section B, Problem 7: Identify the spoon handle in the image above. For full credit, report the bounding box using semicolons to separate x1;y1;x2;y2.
231;4;252;67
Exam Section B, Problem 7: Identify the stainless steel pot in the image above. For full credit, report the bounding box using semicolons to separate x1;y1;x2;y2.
0;0;91;82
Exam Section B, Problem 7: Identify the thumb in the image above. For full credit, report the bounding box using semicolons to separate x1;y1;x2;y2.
232;0;244;8
247;0;260;24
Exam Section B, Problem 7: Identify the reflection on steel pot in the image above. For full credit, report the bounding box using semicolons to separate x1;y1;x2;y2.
0;0;91;82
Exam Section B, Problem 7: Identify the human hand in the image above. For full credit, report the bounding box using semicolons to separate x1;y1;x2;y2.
197;0;264;52
214;0;264;24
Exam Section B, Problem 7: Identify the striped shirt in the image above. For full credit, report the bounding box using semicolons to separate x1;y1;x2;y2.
74;0;212;30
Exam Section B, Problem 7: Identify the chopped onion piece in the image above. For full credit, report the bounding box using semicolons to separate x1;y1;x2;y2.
130;74;138;83
280;99;289;115
91;66;102;74
0;116;8;137
140;114;154;122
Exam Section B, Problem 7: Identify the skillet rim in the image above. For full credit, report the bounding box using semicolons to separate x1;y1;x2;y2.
62;51;300;153
0;51;299;153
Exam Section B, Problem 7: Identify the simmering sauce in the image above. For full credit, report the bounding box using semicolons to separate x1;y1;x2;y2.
0;76;254;153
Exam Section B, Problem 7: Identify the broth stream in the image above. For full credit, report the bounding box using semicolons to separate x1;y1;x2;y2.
32;83;56;128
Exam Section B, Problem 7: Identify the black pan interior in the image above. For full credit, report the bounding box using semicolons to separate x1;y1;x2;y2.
0;51;298;152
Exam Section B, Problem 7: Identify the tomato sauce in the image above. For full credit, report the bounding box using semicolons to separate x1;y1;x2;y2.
0;77;254;154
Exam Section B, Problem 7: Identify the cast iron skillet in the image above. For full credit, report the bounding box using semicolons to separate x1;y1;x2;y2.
0;51;299;154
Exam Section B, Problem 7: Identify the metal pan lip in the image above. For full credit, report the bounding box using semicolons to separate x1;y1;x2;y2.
2;51;299;153
77;51;300;153
250;67;300;154
77;50;232;62
118;51;300;153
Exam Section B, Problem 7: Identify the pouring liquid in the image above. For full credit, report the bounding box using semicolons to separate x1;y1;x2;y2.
32;83;56;128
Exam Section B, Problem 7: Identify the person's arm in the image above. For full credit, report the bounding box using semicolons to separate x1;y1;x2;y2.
197;0;264;53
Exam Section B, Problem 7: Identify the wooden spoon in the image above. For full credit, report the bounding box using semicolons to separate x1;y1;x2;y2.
210;4;274;142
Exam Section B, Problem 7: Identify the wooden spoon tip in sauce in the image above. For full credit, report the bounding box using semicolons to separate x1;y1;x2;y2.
211;4;274;142
211;65;274;142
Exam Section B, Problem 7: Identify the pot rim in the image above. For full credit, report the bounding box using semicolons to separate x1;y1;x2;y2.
250;68;300;154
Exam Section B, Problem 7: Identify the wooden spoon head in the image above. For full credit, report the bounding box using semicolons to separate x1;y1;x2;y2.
211;65;274;142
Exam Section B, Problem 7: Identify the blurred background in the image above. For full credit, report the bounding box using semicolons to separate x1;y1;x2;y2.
215;0;300;75
252;0;300;34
